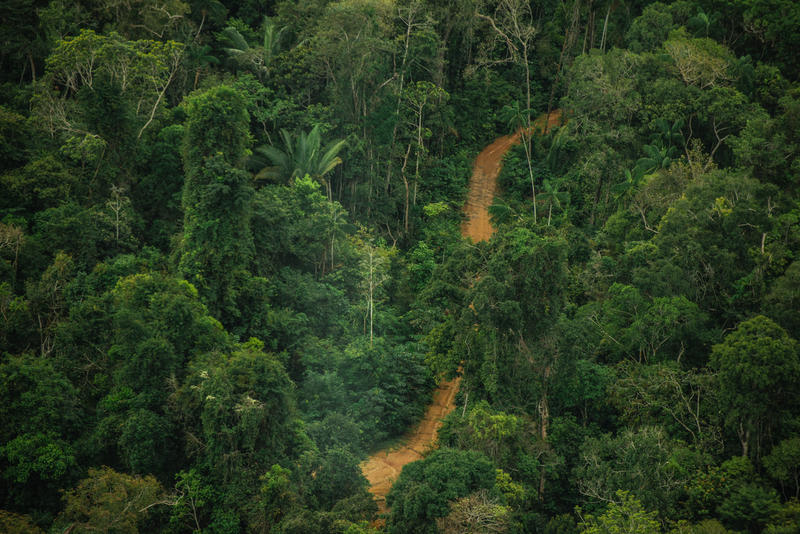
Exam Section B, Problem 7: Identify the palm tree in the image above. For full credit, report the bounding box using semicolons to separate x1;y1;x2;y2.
251;125;346;200
545;126;568;173
539;177;570;226
536;127;571;225
220;17;285;81
636;143;679;175
192;0;227;40
637;118;684;175
185;43;219;89
652;118;684;148
259;17;286;67
488;200;517;226
613;154;672;204
219;25;253;72
687;9;721;37
612;167;646;201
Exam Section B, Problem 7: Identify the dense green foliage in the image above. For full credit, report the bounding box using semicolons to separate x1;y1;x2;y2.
1;0;800;532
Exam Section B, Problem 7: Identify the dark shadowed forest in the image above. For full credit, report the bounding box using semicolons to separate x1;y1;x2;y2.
1;0;800;532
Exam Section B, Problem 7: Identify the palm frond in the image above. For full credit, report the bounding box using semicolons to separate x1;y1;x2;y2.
220;27;249;52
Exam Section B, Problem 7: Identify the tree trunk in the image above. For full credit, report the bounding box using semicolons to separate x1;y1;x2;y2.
522;133;537;223
29;53;36;83
386;5;415;191
414;101;424;211
401;143;412;233
368;249;374;346
195;12;207;41
538;388;549;500
523;45;532;121
548;0;581;117
600;1;612;52
739;422;750;458
582;2;591;54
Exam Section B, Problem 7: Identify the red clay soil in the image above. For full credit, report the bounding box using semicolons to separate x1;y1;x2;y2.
360;109;563;521
360;373;462;517
461;110;563;241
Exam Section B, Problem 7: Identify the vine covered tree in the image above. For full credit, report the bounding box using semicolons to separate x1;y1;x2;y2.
179;85;254;324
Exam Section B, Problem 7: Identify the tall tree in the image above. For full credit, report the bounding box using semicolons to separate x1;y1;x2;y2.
710;316;800;459
466;226;568;500
400;81;448;233
56;467;165;533
353;230;394;346
39;30;184;140
479;0;539;220
179;85;254;323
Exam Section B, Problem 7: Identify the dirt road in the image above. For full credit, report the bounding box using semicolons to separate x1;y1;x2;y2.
360;109;563;519
359;373;462;515
462;110;563;241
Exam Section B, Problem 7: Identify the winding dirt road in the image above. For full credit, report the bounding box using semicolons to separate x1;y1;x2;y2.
360;109;563;519
359;374;462;516
462;110;563;241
